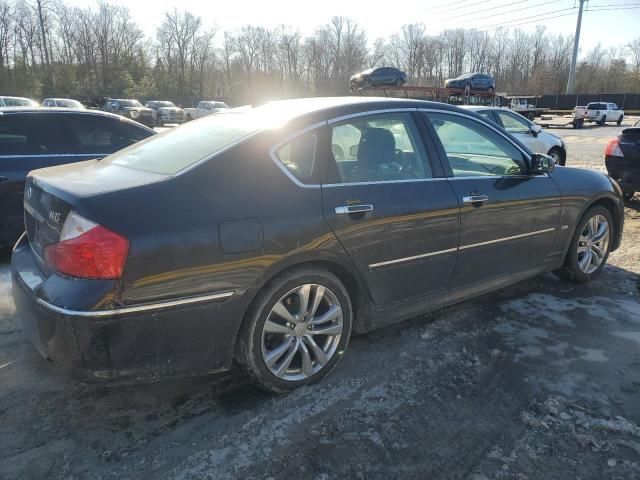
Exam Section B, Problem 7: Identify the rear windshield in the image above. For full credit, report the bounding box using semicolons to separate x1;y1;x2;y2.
107;113;259;174
120;100;143;108
155;101;176;107
587;103;606;110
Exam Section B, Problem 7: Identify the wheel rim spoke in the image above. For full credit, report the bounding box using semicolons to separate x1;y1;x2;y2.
297;284;311;317
578;249;593;271
305;335;329;366
271;300;297;324
264;319;293;335
299;341;314;378
274;338;299;378
309;304;342;325
309;323;343;336
265;336;294;368
592;223;609;243
308;286;325;318
590;244;604;264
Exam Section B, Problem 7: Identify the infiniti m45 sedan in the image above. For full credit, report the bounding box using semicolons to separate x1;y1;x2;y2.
12;97;624;393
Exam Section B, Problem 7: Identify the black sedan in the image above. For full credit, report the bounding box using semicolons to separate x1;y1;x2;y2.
605;119;640;202
350;67;407;90
445;72;496;93
12;98;624;393
0;108;155;247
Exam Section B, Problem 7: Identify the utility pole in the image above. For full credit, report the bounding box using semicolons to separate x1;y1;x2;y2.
566;0;587;94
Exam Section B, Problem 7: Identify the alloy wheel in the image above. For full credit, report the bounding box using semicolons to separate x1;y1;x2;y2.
261;284;343;382
577;214;610;274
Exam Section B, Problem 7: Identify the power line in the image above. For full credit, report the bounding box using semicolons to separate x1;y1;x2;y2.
445;0;563;25
477;7;577;30
419;0;485;15
437;0;532;21
427;0;478;12
480;10;578;31
586;4;640;9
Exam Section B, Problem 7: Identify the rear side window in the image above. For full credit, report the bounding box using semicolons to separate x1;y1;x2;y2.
275;131;318;183
64;115;152;154
495;111;530;134
0;114;73;155
107;113;259;174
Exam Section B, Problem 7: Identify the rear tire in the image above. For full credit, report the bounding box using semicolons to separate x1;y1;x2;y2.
617;115;623;125
396;78;404;86
598;115;606;126
553;205;613;283
237;267;353;393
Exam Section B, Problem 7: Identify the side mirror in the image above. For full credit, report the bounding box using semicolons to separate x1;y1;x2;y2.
530;124;542;137
531;153;555;174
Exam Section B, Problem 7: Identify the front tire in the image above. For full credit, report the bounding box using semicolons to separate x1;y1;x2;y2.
396;78;404;86
548;147;565;166
185;114;192;122
554;205;613;283
599;115;606;126
237;268;353;393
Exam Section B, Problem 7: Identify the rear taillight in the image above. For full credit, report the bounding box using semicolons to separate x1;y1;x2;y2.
44;211;129;279
605;138;624;158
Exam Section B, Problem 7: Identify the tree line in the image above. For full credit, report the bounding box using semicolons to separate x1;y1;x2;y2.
0;0;639;106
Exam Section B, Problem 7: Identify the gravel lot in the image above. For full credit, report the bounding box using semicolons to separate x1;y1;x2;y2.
1;122;639;480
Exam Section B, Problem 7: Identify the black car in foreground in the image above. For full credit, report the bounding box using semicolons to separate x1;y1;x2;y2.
0;108;155;247
605;120;640;202
12;97;624;392
350;67;407;90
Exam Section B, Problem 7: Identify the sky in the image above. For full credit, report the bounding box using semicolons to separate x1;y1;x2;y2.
66;0;640;58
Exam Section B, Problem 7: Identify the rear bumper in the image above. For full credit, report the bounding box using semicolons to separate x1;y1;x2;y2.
606;156;640;192
11;238;244;383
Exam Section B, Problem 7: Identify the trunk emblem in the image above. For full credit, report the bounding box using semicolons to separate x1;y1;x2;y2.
48;210;61;223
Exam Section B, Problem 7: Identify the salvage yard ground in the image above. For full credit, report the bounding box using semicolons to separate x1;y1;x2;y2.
1;120;639;479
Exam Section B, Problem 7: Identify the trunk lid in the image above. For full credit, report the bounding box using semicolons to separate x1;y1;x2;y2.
23;159;168;265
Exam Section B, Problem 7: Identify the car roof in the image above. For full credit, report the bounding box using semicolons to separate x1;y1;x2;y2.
44;97;81;101
0;107;155;130
460;106;509;112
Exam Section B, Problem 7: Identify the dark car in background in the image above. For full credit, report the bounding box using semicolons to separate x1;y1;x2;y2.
0;108;155;247
12;98;623;394
445;73;496;93
605;119;640;202
145;101;185;126
350;67;407;90
103;99;156;128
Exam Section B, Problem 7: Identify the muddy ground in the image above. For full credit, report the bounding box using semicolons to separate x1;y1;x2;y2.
1;124;639;480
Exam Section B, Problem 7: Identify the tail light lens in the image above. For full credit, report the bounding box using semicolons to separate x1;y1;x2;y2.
44;211;129;279
605;138;624;158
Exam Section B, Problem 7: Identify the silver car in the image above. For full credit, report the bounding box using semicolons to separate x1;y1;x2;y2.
463;106;567;166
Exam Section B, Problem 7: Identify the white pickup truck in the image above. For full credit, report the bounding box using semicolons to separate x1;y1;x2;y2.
574;102;624;126
184;101;230;121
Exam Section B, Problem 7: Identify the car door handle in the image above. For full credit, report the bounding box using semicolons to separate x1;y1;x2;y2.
462;194;489;204
335;204;374;215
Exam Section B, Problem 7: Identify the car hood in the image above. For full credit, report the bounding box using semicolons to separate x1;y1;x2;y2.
125;107;153;113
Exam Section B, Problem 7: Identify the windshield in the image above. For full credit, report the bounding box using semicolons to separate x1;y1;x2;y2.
55;99;83;108
4;97;38;106
155;101;176;108
120;100;143;108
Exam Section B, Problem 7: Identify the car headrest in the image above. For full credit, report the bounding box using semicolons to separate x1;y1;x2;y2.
357;128;395;168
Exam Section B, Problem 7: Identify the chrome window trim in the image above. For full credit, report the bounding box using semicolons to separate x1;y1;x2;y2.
268;121;326;189
35;290;235;318
369;227;556;269
323;177;447;188
0;153;110;159
327;108;418;124
446;174;548;180
417;107;532;162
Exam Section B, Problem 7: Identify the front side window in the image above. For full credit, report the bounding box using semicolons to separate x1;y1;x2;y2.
495;111;531;134
427;112;526;177
275;131;317;183
327;112;432;184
